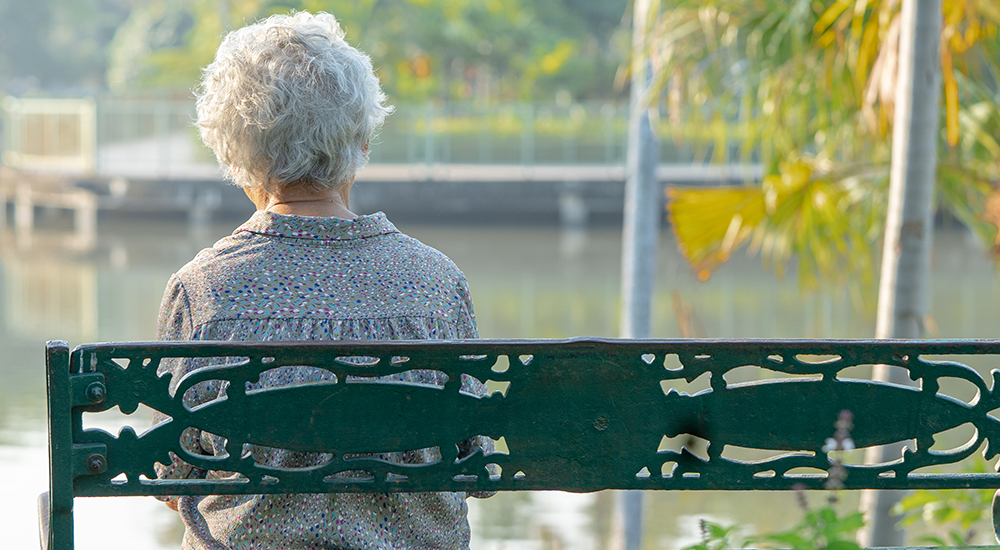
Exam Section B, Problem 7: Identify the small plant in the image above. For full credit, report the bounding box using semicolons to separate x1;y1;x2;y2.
749;497;864;550
683;411;865;550
894;458;995;548
683;520;748;550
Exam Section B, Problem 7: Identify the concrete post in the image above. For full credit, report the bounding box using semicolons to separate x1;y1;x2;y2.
15;182;33;234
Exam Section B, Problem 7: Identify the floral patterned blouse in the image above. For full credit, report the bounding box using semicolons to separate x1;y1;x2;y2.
155;210;487;550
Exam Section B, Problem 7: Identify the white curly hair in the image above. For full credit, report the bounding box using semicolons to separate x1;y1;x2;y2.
196;11;392;191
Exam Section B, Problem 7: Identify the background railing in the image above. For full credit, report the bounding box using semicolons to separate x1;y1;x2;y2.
2;96;745;179
1;97;97;174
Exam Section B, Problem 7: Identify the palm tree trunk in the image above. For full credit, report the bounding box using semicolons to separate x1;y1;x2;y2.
858;0;941;546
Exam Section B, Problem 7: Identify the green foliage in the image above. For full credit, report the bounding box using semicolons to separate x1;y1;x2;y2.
896;488;991;547
753;506;865;550
894;459;995;547
685;503;865;550
684;411;865;550
105;0;630;102
0;0;132;90
668;158;885;305
684;520;748;550
647;0;1000;295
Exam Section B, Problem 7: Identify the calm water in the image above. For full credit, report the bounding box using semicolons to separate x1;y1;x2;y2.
2;210;999;549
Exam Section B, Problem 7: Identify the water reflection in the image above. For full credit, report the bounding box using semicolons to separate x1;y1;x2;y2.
472;492;611;550
3;251;99;340
2;216;999;548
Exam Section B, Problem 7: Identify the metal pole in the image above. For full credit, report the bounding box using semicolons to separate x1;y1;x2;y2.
424;103;434;169
621;0;660;341
618;0;660;548
620;101;660;339
859;0;941;546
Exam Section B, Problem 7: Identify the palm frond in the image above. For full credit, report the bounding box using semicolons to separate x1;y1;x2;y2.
639;0;1000;295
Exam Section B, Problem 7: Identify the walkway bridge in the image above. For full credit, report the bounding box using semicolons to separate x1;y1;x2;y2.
1;96;760;237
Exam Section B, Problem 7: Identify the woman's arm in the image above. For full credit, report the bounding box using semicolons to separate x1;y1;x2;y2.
153;274;209;507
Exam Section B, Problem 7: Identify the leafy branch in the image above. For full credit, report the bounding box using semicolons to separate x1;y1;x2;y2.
636;0;1000;296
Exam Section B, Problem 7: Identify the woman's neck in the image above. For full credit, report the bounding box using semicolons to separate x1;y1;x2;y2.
244;182;357;219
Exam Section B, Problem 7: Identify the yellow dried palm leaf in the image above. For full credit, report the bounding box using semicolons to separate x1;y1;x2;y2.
666;186;766;280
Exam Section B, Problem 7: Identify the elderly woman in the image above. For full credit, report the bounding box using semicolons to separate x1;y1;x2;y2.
155;11;487;550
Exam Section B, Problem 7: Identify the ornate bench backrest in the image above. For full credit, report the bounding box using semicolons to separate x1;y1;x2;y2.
44;338;1000;549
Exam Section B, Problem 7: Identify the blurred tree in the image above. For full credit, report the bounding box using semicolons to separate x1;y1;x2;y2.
642;0;1000;303
0;0;131;92
105;0;631;102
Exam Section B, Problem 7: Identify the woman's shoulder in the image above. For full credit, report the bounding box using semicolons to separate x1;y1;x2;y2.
164;214;473;318
170;231;251;281
384;232;464;276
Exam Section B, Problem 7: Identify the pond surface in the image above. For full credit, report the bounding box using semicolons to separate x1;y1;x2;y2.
2;211;998;549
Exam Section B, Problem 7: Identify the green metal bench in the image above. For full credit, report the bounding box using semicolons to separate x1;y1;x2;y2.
41;338;1000;549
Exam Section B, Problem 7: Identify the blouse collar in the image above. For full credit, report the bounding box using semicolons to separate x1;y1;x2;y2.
236;210;399;241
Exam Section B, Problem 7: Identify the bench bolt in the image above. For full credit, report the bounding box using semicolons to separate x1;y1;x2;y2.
86;381;106;404
593;415;609;431
85;453;107;475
